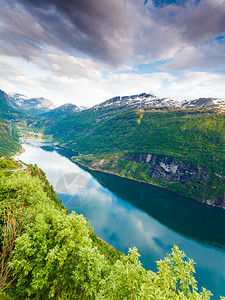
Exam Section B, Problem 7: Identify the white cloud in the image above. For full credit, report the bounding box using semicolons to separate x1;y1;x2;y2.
0;56;41;94
161;41;225;71
1;55;225;107
100;72;174;98
43;52;103;80
35;71;176;106
166;72;225;99
0;0;225;107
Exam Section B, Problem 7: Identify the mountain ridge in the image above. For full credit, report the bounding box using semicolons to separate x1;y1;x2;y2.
94;92;225;112
41;103;82;119
4;90;225;114
8;92;55;116
0;87;225;208
40;101;225;208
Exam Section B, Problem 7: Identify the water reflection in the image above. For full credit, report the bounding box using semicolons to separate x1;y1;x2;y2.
82;168;225;248
18;141;225;299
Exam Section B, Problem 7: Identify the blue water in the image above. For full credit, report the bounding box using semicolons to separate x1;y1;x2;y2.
18;141;225;299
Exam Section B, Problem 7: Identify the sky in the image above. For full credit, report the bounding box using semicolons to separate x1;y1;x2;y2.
0;0;225;107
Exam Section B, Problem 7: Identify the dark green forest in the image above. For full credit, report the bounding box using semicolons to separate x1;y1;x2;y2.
0;159;215;299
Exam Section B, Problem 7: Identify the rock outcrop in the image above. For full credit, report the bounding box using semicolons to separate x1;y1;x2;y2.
126;153;208;185
125;153;225;208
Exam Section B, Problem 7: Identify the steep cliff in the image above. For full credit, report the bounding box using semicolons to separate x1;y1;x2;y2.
0;119;21;156
73;152;225;209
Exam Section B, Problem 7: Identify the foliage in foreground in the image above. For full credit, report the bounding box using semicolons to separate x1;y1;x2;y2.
0;163;219;299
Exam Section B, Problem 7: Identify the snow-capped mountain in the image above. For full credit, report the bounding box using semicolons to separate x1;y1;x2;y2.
94;93;180;110
0;90;24;120
181;97;225;110
94;93;225;111
8;93;55;115
42;103;83;119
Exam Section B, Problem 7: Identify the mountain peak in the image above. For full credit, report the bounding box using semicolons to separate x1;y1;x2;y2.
8;93;55;115
41;103;85;119
94;93;178;111
94;93;225;112
182;97;225;110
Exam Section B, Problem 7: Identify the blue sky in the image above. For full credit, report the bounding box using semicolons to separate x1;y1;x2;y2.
0;0;225;107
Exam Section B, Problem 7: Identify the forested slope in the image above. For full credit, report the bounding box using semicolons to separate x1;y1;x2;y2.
41;108;225;207
0;159;214;299
0;90;24;156
0;120;21;156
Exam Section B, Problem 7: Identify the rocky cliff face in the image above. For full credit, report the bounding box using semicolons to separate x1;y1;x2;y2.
74;151;225;209
125;153;225;208
126;153;208;185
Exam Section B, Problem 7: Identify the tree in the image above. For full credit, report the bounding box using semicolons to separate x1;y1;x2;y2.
0;169;218;299
0;203;23;291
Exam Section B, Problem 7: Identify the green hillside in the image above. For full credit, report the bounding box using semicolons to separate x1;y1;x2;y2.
0;90;34;156
0;91;24;121
0;119;21;156
2;86;223;206
41;108;225;207
42;108;225;163
0;158;214;299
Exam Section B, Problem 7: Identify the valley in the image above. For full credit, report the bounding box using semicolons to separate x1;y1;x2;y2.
1;143;223;299
41;106;225;208
0;89;225;208
1;1;225;298
0;88;225;298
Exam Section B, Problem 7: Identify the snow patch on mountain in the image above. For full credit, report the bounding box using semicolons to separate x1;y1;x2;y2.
8;93;55;111
94;93;180;110
94;93;225;111
182;98;225;110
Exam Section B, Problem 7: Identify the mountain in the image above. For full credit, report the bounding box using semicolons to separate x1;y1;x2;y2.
0;90;24;155
36;92;225;208
0;118;21;155
8;93;55;116
0;90;25;121
94;93;181;111
94;93;225;112
41;103;83;119
1;88;225;208
181;97;225;110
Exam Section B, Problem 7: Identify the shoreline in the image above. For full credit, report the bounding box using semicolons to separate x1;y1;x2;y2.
15;139;117;251
72;157;162;188
18;139;224;210
72;158;224;210
12;146;25;159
